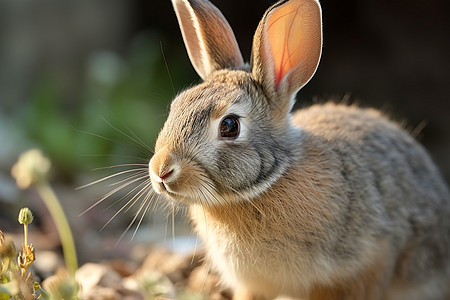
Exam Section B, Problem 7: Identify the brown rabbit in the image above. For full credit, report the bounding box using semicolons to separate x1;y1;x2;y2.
149;0;450;298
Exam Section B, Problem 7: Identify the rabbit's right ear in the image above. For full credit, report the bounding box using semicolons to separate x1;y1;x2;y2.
251;0;322;109
171;0;244;80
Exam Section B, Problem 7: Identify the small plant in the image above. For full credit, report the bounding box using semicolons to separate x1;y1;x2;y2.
6;149;81;299
0;210;38;299
11;149;78;277
17;208;35;278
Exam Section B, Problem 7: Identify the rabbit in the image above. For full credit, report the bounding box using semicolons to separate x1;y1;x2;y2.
149;0;450;299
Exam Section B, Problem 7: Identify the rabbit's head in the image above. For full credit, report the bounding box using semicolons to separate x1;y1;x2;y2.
150;0;322;204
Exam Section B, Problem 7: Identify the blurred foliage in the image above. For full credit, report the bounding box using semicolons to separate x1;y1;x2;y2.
17;32;195;180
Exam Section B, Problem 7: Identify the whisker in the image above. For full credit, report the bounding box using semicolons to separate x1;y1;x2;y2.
80;154;151;163
120;179;153;214
160;41;176;97
76;167;147;190
196;174;232;207
99;116;153;157
103;177;151;213
191;229;201;268
163;204;171;245
247;198;266;218
107;170;148;187
114;186;155;247
92;163;149;171
71;126;117;144
122;123;154;156
171;205;176;249
73;114;163;247
101;179;152;230
199;206;211;296
195;186;213;209
198;181;224;209
199;176;229;206
79;173;149;216
74;124;152;160
130;188;157;240
198;181;237;221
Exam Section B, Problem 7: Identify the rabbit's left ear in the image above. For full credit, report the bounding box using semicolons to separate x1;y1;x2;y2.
171;0;244;80
251;0;322;101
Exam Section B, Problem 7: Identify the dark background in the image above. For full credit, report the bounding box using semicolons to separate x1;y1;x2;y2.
0;0;449;261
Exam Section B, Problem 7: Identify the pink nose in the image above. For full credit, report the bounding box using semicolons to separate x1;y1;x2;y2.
159;169;173;181
152;168;174;184
149;148;175;185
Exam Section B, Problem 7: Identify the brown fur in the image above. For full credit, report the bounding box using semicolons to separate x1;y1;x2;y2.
309;239;393;300
149;0;450;299
185;104;450;299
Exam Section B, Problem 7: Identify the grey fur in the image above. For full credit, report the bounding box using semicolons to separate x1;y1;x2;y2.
149;0;450;298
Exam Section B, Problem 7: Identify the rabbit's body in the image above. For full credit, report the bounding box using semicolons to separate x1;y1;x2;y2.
150;0;450;298
191;102;450;299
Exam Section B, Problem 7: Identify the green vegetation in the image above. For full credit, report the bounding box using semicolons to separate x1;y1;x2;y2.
17;32;196;178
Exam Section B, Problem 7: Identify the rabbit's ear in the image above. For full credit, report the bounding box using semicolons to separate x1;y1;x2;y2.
251;0;322;102
171;0;244;80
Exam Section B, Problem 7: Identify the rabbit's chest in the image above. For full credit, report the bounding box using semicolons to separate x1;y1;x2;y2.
205;224;300;294
189;204;325;295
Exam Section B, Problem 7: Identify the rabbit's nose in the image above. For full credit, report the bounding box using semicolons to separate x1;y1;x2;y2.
149;148;176;193
153;169;174;183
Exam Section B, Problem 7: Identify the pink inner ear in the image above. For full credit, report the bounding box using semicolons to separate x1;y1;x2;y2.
266;2;312;88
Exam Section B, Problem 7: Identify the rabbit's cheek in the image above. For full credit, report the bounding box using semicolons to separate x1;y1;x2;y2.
165;161;212;194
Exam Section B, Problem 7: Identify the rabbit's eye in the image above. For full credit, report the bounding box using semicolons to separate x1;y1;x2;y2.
219;115;240;139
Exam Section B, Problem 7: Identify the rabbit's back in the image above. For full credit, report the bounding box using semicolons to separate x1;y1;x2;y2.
292;103;450;298
293;102;449;211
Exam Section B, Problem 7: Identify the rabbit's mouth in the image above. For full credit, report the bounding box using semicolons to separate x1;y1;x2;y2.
149;165;180;196
149;171;219;206
149;151;223;205
149;168;172;194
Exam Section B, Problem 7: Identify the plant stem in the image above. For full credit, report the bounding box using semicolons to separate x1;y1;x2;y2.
24;224;28;246
36;183;78;276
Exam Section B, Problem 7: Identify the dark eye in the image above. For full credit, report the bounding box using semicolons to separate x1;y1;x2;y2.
219;115;240;139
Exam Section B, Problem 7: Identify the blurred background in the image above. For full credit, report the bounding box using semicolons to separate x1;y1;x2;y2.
0;0;449;265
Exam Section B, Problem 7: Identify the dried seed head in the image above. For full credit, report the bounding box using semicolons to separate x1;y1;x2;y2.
0;232;16;259
11;149;51;189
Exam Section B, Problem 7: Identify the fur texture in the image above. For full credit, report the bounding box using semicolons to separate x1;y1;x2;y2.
149;0;450;298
